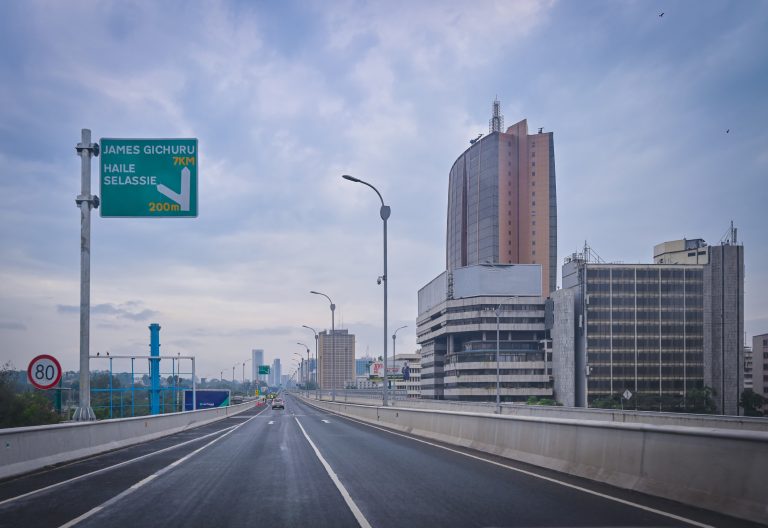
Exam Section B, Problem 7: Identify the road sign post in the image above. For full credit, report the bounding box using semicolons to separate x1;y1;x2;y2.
74;129;98;422
100;138;198;217
27;354;63;390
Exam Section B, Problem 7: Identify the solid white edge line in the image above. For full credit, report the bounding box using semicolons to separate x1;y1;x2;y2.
310;402;714;528
56;410;264;528
294;417;372;528
0;424;238;508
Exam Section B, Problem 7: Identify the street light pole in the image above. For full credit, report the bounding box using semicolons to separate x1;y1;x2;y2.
297;342;310;389
311;291;336;401
342;174;390;406
392;325;407;402
302;325;319;392
243;358;252;389
392;325;407;358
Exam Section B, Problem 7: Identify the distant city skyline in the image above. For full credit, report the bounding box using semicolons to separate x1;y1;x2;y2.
1;1;766;382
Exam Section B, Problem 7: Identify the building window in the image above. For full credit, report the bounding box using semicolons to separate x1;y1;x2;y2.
532;171;535;176
532;181;535;185
532;192;535;196
532;220;536;225
532;241;536;246
532;161;535;166
532;231;536;236
532;251;536;256
532;201;536;206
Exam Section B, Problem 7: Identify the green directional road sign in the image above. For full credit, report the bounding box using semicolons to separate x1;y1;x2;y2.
258;365;270;375
100;138;198;217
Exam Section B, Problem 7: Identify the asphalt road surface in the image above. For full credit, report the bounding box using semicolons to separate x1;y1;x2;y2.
0;395;756;528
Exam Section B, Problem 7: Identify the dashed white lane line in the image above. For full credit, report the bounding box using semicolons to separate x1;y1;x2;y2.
57;412;263;528
321;419;331;423
294;417;372;528
268;421;275;425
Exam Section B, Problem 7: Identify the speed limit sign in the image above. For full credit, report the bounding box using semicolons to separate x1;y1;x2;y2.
27;354;62;390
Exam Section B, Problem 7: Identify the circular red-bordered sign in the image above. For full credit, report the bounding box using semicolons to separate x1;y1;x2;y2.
27;354;62;390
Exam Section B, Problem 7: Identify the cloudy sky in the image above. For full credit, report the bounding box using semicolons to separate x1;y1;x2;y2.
1;0;766;381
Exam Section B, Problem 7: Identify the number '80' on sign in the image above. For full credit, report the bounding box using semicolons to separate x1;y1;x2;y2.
27;354;62;390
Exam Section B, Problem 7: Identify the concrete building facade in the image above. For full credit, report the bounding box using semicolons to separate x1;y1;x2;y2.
417;264;552;402
446;103;557;295
318;329;355;390
752;333;768;413
553;239;744;414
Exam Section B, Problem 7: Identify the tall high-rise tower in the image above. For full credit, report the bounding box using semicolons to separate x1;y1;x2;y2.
252;349;264;382
446;101;557;294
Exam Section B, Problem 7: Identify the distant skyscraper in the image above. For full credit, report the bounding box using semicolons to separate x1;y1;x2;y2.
252;349;264;382
318;329;355;390
271;358;281;386
446;101;557;294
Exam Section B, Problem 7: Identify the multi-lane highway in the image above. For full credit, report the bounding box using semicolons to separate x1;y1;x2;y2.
0;395;755;528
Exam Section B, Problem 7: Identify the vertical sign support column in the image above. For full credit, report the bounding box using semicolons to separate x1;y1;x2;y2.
73;129;99;422
149;323;161;415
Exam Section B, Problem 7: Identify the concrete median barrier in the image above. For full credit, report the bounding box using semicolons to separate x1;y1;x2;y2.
0;402;254;480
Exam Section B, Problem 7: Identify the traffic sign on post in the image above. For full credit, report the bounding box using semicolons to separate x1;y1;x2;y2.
27;354;62;390
99;138;198;217
258;365;270;375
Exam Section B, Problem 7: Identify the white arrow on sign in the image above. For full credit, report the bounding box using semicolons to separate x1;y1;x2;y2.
157;167;190;211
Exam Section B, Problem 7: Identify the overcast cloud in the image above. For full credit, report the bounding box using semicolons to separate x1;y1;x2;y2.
1;0;766;380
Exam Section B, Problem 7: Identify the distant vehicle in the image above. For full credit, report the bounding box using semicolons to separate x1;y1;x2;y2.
271;398;285;410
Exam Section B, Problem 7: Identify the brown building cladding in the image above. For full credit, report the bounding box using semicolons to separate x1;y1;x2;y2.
446;116;557;295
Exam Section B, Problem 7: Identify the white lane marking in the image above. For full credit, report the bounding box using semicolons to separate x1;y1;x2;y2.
294;417;372;528
57;412;263;528
268;421;275;425
321;419;331;423
314;405;714;528
0;424;238;507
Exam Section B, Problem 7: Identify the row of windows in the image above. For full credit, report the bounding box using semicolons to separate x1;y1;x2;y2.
445;368;546;376
587;269;703;280
444;382;550;389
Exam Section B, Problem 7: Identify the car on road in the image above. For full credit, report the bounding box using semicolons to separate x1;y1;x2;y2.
271;398;285;410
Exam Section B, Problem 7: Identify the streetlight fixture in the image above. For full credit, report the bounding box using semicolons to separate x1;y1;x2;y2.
392;325;407;357
310;290;336;401
297;342;311;388
242;358;252;391
302;325;319;391
495;296;518;414
342;174;391;406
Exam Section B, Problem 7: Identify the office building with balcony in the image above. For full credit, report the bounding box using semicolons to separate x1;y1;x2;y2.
446;100;557;295
552;237;744;414
417;264;552;401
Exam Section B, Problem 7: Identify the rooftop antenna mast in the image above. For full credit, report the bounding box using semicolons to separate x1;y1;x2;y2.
489;96;504;133
719;220;738;245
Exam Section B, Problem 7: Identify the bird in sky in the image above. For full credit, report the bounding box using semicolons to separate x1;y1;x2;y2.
469;133;483;145
659;12;664;18
726;129;730;134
